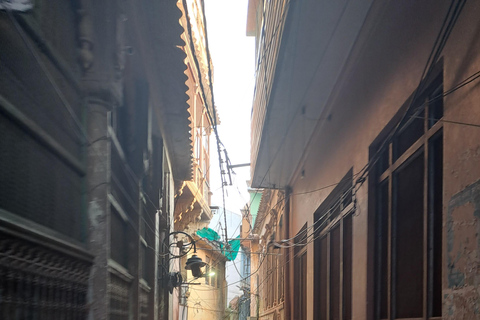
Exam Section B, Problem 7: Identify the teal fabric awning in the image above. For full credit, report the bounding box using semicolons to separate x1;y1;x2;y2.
196;228;240;261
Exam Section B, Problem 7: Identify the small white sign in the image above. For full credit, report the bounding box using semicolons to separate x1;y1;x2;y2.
0;0;34;11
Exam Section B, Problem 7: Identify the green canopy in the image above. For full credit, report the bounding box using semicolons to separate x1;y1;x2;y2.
196;227;221;241
225;236;241;261
196;228;241;261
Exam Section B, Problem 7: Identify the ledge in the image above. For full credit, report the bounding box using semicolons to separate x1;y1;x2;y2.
139;279;151;292
0;209;93;263
108;259;134;283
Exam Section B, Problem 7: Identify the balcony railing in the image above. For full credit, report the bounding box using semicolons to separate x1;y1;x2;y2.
0;232;91;319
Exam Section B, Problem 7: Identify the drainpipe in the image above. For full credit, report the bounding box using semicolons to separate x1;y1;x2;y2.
284;187;291;320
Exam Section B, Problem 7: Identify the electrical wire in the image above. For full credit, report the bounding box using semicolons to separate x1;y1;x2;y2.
10;0;478;307
250;40;480;308
4;8;189;264
353;0;467;188
183;0;234;246
196;0;474;305
4;1;255;306
236;64;480;311
220;181;368;294
249;0;465;203
236;0;295;233
191;247;269;293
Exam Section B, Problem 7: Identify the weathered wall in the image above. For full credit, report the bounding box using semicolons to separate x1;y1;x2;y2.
182;247;225;320
442;2;480;316
249;241;260;318
281;1;480;319
254;190;285;320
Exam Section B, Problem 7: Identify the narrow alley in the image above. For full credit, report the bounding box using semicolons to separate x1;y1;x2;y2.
1;1;480;320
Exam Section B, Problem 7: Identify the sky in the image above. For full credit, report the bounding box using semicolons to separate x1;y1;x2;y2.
204;0;256;220
186;1;255;306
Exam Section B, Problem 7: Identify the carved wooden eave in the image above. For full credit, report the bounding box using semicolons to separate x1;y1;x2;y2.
129;0;194;181
152;0;194;181
79;0;194;180
178;0;220;127
174;180;213;232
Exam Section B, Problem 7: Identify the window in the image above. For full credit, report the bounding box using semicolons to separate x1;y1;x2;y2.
314;170;354;320
195;127;202;162
294;224;308;320
111;206;129;269
140;240;147;280
373;76;443;319
205;255;210;285
204;256;219;287
260;229;285;311
262;248;274;309
210;264;216;287
264;246;279;308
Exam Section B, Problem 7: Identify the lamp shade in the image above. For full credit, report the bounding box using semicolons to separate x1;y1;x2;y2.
185;255;206;278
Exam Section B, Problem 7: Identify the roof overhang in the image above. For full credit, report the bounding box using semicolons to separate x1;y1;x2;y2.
251;0;374;188
131;0;194;181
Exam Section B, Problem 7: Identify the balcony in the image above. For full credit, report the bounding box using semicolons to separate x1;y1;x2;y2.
174;161;212;231
250;0;374;188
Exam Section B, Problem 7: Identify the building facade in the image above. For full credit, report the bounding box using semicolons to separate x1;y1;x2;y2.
0;1;199;319
179;236;227;320
172;0;223;318
174;0;217;236
247;0;480;319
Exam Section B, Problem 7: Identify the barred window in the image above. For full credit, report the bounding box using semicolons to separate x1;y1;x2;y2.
294;224;308;320
314;170;354;320
373;75;443;319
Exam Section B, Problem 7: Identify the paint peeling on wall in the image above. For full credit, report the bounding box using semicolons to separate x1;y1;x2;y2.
444;179;480;319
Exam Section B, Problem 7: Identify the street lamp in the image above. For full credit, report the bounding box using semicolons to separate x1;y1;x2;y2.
207;271;216;277
185;254;206;278
167;231;207;278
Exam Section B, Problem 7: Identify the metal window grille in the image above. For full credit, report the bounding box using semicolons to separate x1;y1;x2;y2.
0;8;85;242
0;112;84;242
109;274;130;320
0;233;91;320
139;288;149;320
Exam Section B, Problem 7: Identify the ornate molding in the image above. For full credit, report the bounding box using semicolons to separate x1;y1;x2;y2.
77;0;94;72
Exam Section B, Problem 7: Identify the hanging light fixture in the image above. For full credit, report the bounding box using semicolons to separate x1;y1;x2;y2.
167;231;207;278
185;254;206;278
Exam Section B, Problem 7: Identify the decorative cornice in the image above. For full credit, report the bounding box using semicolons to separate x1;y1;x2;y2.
77;0;94;72
82;80;122;108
